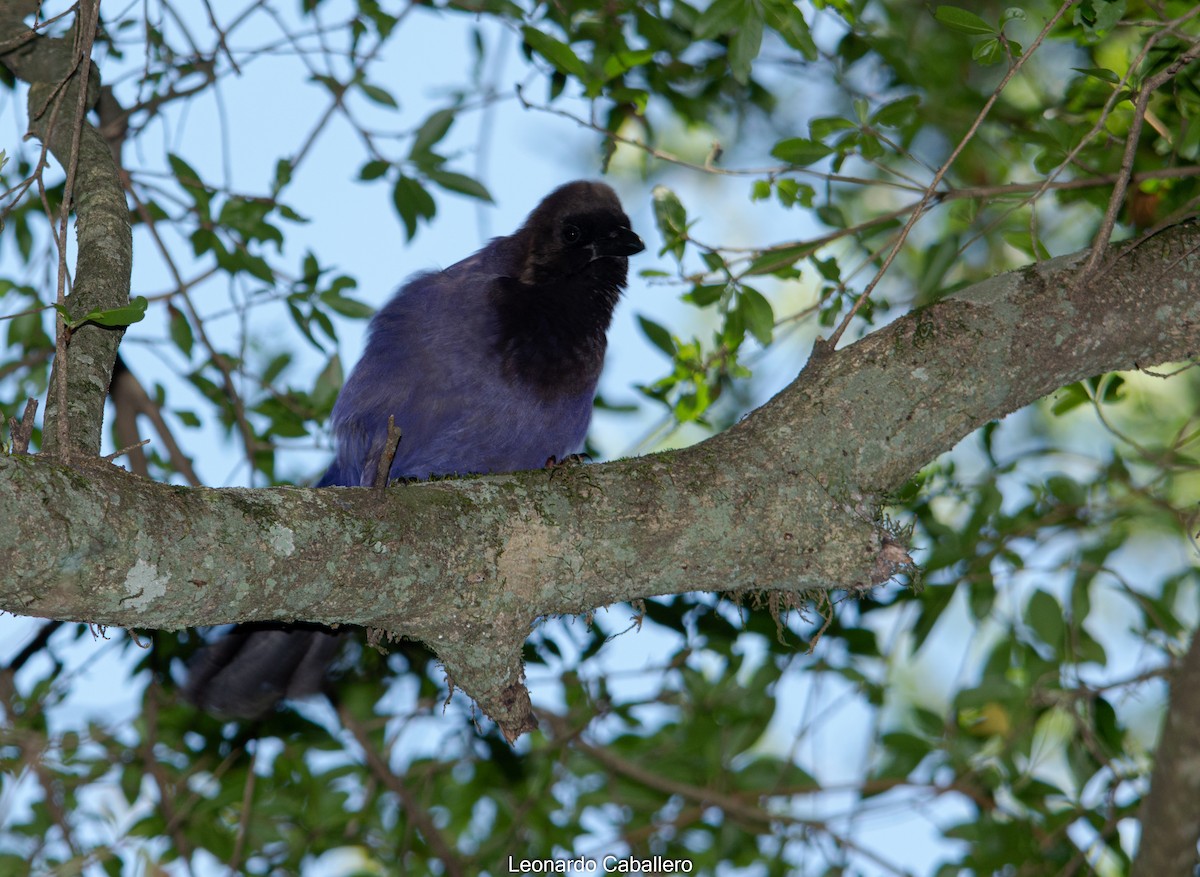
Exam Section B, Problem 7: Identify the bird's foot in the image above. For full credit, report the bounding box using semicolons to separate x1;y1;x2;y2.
544;453;590;479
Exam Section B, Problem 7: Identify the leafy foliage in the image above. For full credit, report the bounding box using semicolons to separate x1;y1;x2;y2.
3;0;1200;875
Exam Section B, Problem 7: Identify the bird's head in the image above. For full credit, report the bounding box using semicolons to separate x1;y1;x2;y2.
516;181;644;287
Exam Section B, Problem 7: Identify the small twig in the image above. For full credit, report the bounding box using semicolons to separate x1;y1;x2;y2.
109;358;202;483
201;0;242;75
227;745;258;876
8;397;39;453
0;347;53;382
100;438;151;463
517;82;926;193
0;7;76;54
1136;361;1199;379
806;591;835;655
372;415;402;489
1081;37;1200;277
3;620;63;673
33;760;82;859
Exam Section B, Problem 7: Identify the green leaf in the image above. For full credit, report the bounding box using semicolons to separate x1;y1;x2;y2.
693;0;744;40
273;158;293;192
168;306;194;357
1180;116;1200;161
602;49;656;81
652;185;688;260
770;137;833;166
392;175;437;239
728;10;764;84
215;247;275;282
1093;373;1124;404
1093;696;1124;753
262;352;292;386
638;315;676;357
57;296;149;330
762;0;817;58
311;73;345;96
167;153;205;192
314;353;343;408
521;26;589;81
775;178;814;207
278;203;307;223
734;757;817;792
810;116;857;139
745;242;816;276
871;95;921;129
6;304;53;350
816;204;846;228
359;159;391;181
1000;7;1026;26
168;153;211;216
934;6;995;35
813;256;841;282
425;169;493;202
912;584;956;651
674;384;711;422
1025;590;1064;655
1050;382;1089;416
972;37;1003;65
320;291;375;319
875;731;932;778
683;283;727;307
1075;0;1125;35
1072;66;1120;84
217;197;282;246
738;287;774;345
411;108;456;157
357;80;398;108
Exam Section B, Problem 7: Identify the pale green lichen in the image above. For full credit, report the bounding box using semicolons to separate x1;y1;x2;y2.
123;558;169;611
266;523;296;556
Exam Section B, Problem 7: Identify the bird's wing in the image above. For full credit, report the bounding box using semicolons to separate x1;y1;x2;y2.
322;259;510;486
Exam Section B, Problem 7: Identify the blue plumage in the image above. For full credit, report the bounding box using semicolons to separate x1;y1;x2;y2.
319;250;594;485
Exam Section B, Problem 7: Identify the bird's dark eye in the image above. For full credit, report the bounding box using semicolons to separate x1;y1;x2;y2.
562;223;581;244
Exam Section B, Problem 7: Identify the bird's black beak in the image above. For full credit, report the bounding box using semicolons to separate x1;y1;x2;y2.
594;226;645;258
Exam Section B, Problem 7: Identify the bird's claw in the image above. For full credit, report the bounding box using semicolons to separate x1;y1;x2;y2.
544;453;590;479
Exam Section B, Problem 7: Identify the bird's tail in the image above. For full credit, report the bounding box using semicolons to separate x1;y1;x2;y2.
183;624;346;720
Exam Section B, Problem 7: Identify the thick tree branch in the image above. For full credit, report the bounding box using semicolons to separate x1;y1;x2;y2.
740;222;1200;493
0;3;133;457
2;224;1199;738
1131;630;1200;876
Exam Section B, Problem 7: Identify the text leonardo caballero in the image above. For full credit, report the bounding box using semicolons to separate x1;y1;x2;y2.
507;855;693;873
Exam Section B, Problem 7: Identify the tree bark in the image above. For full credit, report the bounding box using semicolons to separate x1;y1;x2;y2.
0;2;133;457
3;222;1200;737
1131;630;1200;876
